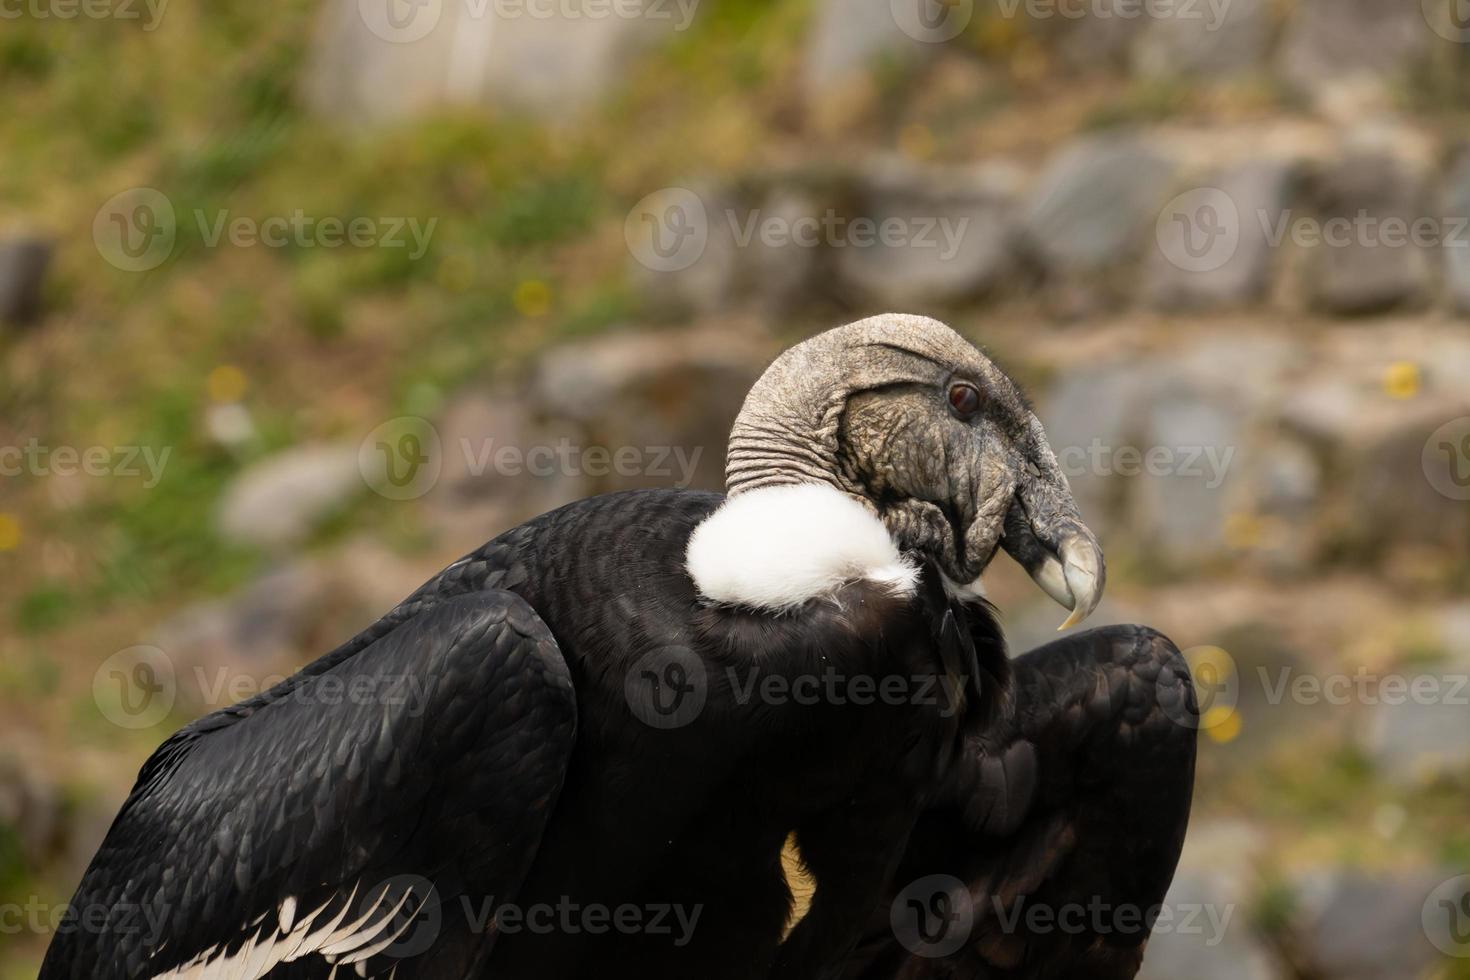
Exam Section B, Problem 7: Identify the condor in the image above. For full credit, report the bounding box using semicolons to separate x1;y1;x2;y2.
43;314;1195;980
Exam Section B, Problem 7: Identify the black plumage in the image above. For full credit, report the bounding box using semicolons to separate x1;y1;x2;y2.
43;314;1199;980
43;490;991;979
844;626;1199;979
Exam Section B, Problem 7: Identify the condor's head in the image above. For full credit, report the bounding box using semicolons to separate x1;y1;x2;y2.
723;313;1104;628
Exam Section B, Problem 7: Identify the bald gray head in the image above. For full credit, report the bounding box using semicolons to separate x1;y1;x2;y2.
727;313;1103;628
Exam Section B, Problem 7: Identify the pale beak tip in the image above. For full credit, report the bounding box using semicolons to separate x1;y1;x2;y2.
1058;607;1088;631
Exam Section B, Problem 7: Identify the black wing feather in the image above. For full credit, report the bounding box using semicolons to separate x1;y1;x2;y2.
847;624;1198;980
42;590;575;980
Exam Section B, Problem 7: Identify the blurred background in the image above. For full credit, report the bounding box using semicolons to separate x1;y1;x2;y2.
2;0;1470;975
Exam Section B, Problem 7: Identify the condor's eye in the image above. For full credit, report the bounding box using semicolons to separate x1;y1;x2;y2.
948;382;982;420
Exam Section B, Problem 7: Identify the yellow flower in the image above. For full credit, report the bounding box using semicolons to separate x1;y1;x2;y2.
1202;706;1242;744
1382;361;1420;400
0;513;20;551
513;280;552;318
206;365;249;404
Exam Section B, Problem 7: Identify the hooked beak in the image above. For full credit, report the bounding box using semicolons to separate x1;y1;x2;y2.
1001;416;1106;631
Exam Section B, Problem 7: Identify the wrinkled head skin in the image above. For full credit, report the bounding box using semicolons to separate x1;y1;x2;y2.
727;313;1104;628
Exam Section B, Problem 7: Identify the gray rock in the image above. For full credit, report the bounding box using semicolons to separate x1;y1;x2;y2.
0;752;61;868
1277;0;1429;101
1288;869;1453;978
151;562;332;712
836;162;1021;306
306;0;690;124
530;327;768;495
0;236;52;326
1442;150;1470;315
1130;383;1243;566
1040;361;1153;527
1131;0;1269;80
743;189;824;314
1138;868;1278;980
1023;135;1176;277
1365;685;1470;787
1146;160;1297;312
422;388;568;537
1279;378;1363;446
1242;438;1322;571
1307;151;1433;316
1437;602;1470;666
803;0;939;105
1053;9;1146;74
1349;400;1470;554
216;445;361;549
630;183;744;317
